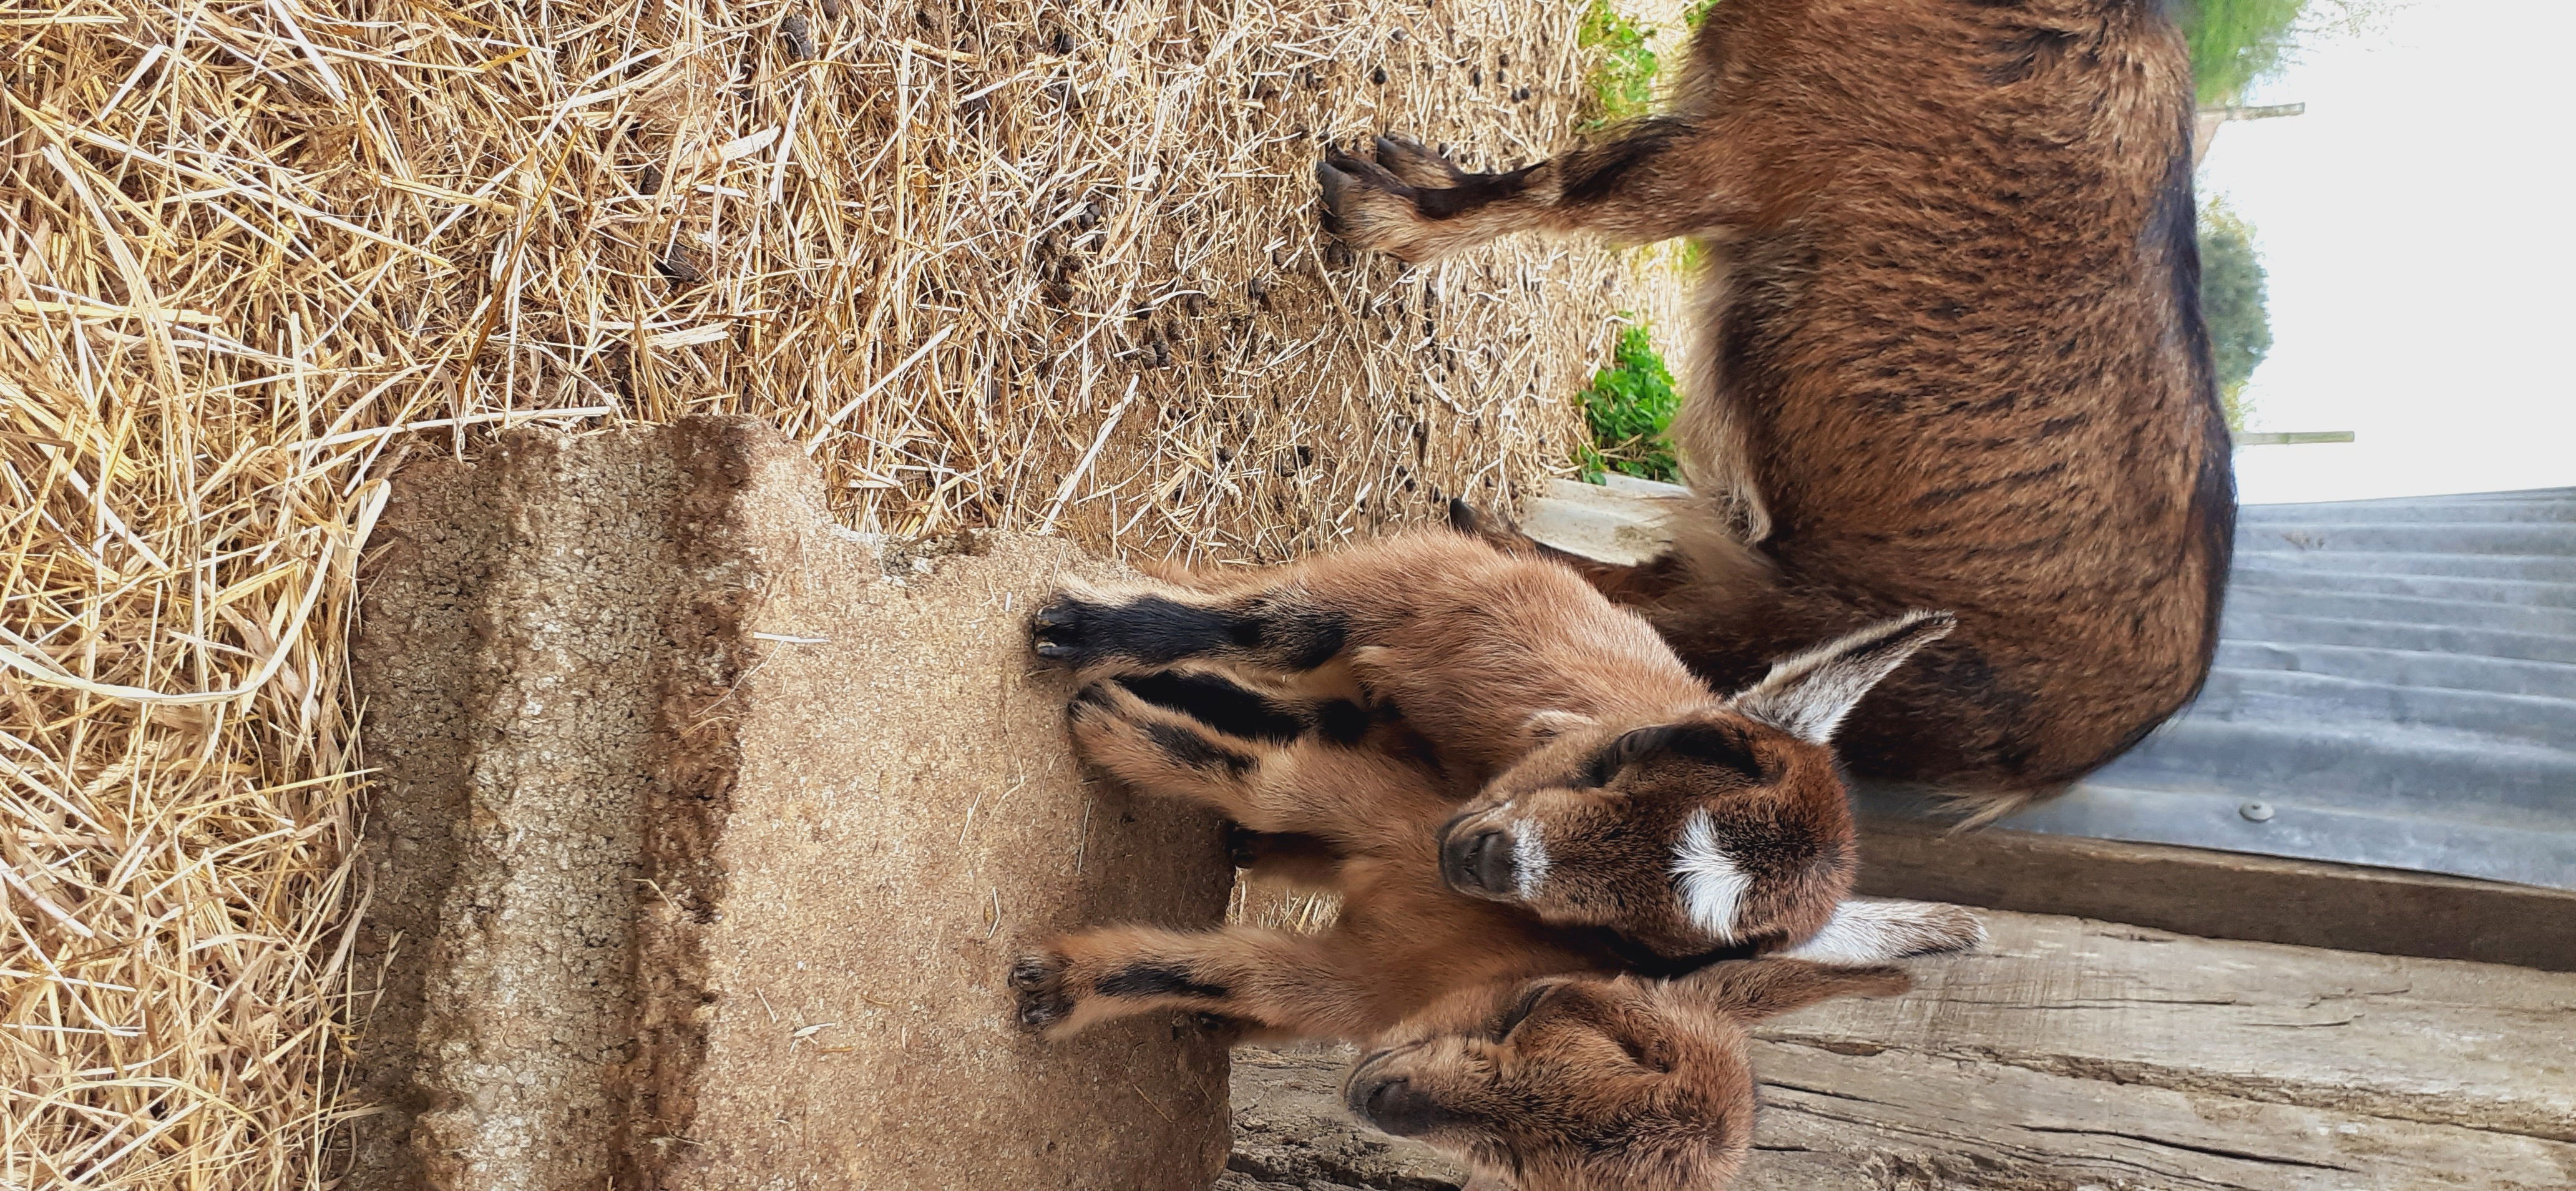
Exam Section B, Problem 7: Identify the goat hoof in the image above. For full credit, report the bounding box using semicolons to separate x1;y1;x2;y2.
1010;953;1074;1032
1028;595;1103;663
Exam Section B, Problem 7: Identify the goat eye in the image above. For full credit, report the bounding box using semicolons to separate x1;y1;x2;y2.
1614;1032;1672;1073
1660;722;1767;780
1490;983;1559;1040
1580;726;1675;787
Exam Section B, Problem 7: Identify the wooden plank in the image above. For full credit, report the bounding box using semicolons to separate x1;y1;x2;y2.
1227;1044;1468;1190
2236;430;2354;445
1762;910;2576;1145
1856;814;2576;972
1219;909;2576;1190
1744;1040;2576;1190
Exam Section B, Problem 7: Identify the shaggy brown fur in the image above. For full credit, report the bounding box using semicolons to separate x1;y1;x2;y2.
1027;531;1953;961
1350;960;1913;1190
1008;660;1979;1042
1319;0;2235;812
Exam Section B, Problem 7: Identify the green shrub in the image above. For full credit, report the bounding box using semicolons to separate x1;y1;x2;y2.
1578;1;1658;128
1577;323;1682;483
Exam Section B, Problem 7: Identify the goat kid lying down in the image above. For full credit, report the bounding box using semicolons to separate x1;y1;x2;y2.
1344;958;1916;1191
1024;527;1960;965
1008;665;1978;1041
1010;669;1961;1190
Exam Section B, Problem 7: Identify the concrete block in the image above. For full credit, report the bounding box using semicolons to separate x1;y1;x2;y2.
348;417;1231;1190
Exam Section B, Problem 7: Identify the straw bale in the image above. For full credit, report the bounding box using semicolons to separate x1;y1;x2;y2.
0;0;1641;1184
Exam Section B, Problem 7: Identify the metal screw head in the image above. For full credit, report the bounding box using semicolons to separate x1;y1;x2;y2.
2239;801;2276;823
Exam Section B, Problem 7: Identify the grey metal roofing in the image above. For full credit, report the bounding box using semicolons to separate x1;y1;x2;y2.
1913;488;2576;890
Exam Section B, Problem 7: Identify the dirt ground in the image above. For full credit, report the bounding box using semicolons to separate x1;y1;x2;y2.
0;0;1691;1184
346;419;1237;1190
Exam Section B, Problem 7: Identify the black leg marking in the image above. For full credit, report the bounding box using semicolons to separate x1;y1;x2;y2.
1247;601;1349;670
1560;119;1688;205
1317;699;1372;746
1033;593;1239;667
1227;824;1345;873
1033;591;1349;672
1097;961;1231;1001
1145;721;1255;777
1116;671;1308;743
1415;165;1537;219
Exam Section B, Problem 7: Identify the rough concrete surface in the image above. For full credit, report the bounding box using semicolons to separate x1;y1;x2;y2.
350;416;1232;1190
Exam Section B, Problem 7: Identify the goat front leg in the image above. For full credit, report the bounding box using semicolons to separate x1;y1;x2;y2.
1317;127;1749;263
1031;575;1354;677
1010;925;1382;1041
1064;675;1453;845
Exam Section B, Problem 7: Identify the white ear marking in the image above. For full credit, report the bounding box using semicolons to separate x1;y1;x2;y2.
1510;818;1549;899
1780;899;1987;963
1672;809;1750;942
1729;610;1956;744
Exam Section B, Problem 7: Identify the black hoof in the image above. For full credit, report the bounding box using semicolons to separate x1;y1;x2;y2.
1447;496;1481;534
1010;953;1073;1032
1029;595;1102;664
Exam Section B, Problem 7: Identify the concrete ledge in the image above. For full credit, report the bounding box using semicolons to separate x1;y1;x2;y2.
348;417;1231;1190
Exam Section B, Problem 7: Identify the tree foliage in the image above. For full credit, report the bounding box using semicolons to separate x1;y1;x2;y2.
2178;0;2308;104
2197;198;2271;431
2179;0;2402;104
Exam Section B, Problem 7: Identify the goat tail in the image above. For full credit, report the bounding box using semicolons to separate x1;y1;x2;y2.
1926;783;2062;831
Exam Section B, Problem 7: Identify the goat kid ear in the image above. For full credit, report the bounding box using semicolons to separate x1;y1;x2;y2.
1521;709;1598;740
1729;610;1956;744
1676;958;1911;1022
1778;898;1987;964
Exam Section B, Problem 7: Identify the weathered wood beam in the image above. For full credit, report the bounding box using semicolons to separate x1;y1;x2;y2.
1857;815;2576;972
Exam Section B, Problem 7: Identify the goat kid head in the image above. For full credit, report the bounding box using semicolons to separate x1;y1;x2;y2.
1435;611;1954;959
1345;959;1914;1191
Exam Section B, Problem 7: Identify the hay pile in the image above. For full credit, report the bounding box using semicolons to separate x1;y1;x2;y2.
0;0;1646;1182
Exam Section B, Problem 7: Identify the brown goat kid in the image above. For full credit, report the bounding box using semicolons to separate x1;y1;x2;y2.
1008;663;1978;1040
1319;0;2236;813
1027;530;1957;964
1350;960;1914;1191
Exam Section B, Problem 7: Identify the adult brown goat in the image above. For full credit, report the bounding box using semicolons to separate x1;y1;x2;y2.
1319;0;2235;815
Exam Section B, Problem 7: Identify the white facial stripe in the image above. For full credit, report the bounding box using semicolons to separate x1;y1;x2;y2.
1672;808;1750;942
1511;818;1549;899
1779;899;1981;964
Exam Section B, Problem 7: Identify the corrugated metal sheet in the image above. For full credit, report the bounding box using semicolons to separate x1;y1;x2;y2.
1521;480;2576;891
1879;488;2576;890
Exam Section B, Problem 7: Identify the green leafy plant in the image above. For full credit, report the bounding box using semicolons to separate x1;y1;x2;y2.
1577;322;1682;483
2197;197;2271;431
1578;0;1658;128
1682;0;1724;30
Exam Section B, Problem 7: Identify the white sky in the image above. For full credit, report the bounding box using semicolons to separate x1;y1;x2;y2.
2203;0;2576;505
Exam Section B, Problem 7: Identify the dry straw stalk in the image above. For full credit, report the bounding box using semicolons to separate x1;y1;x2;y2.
0;0;1639;1183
